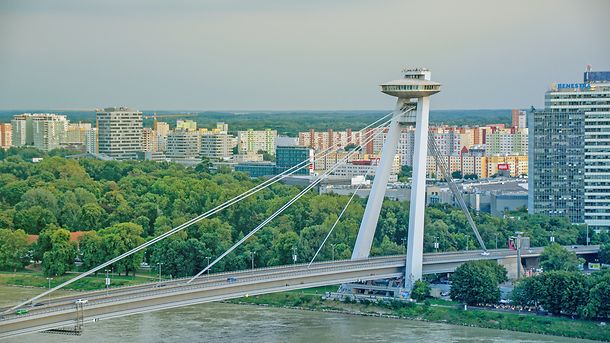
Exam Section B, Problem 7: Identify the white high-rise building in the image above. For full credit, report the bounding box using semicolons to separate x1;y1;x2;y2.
166;129;201;165
200;127;236;160
32;114;68;151
11;113;68;151
96;107;143;160
85;128;97;154
11;114;34;146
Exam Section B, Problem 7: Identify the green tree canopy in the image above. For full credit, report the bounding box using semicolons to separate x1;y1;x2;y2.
450;260;506;305
540;243;584;272
0;229;30;271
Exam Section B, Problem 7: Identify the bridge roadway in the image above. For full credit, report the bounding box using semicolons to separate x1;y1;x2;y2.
0;245;599;339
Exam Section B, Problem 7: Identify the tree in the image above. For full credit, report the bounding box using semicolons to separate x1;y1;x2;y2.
99;223;145;276
451;170;463;179
0;229;30;271
13;205;57;234
599;244;610;264
582;275;610;319
411;280;430;302
450;260;506;305
539;243;584;272
78;231;105;273
40;226;77;276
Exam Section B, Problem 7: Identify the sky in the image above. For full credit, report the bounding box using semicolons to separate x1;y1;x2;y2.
0;0;609;111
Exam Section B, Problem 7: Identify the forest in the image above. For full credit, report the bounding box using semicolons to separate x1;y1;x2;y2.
0;109;512;137
0;147;607;278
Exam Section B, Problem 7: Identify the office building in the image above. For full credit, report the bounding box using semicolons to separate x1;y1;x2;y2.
96;107;143;160
0;123;11;149
529;68;610;231
276;146;313;175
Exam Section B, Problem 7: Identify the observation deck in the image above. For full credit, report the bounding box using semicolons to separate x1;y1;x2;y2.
380;68;441;98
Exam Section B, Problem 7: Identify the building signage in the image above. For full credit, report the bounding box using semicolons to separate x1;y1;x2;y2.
555;83;591;90
497;163;510;171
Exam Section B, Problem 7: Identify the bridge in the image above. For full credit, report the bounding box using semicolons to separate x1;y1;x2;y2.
0;245;599;338
1;68;599;338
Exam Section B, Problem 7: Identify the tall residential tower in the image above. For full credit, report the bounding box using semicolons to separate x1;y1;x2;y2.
96;107;143;160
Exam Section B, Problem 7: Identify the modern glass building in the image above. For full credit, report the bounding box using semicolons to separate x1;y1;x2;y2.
236;146;313;177
529;69;610;232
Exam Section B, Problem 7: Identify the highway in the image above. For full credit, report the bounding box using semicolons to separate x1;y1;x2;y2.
0;245;599;339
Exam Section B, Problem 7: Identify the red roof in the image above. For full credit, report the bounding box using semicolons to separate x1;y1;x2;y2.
27;231;87;244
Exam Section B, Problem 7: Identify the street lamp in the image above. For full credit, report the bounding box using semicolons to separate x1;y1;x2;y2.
250;251;256;270
105;269;111;296
550;231;555;243
495;233;499;250
401;237;407;254
512;231;524;279
330;244;336;261
46;277;53;305
157;262;164;283
205;257;211;276
292;247;298;265
465;236;469;251
433;236;439;253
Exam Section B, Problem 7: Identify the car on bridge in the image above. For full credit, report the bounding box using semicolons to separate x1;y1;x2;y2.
15;309;28;315
227;277;237;283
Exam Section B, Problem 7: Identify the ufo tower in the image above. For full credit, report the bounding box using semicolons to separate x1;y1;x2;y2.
351;68;441;290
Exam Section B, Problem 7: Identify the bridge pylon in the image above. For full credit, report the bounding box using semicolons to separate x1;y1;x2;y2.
351;68;441;291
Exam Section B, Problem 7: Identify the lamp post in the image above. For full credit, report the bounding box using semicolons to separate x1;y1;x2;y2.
250;251;256;270
105;269;111;296
401;237;407;254
513;231;523;279
495;233;499;250
433;236;439;253
157;262;164;283
550;231;555;243
330;244;336;261
292;247;297;265
205;257;211;276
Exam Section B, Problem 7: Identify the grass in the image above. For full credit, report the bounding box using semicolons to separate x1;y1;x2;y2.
227;287;610;342
0;271;152;292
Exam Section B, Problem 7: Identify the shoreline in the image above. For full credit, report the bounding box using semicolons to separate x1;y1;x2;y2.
226;294;610;342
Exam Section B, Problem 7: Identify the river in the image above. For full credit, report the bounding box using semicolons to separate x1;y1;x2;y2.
0;286;597;343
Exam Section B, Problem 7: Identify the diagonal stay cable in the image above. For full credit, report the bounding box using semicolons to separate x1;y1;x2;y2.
187;115;400;283
307;164;374;267
6;111;395;313
428;135;487;252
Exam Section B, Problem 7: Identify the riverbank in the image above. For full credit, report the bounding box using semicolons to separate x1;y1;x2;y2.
226;288;610;342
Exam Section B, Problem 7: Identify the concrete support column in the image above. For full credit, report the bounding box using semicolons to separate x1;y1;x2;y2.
405;96;430;289
351;102;403;259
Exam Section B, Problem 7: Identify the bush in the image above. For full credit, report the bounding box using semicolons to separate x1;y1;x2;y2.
411;280;431;302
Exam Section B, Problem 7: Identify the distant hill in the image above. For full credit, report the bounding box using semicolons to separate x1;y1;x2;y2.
0;109;512;136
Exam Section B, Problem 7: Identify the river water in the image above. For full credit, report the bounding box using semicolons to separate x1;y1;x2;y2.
0;286;597;343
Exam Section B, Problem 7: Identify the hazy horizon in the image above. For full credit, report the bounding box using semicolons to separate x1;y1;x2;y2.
1;0;609;111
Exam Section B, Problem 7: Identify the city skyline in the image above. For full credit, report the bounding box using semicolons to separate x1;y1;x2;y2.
1;0;609;110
